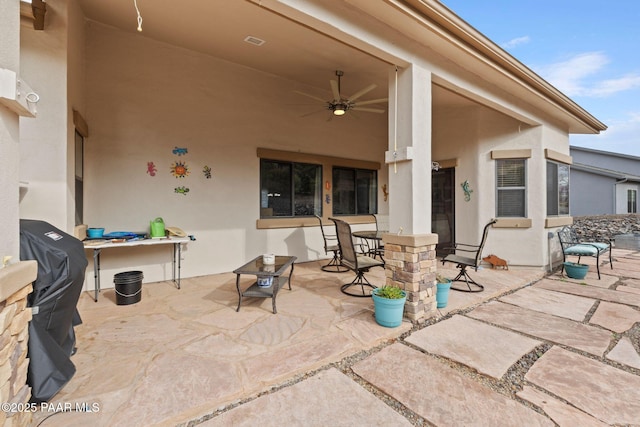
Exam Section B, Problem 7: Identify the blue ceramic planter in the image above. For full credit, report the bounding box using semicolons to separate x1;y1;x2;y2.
372;290;407;328
436;280;451;308
564;261;589;279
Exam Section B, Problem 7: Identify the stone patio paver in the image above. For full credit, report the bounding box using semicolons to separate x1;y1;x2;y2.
406;314;541;379
499;286;595;321
352;343;554;427
467;301;612;356
547;272;617;289
621;278;640;289
516;385;608;427
606;337;640;369
604;265;640;279
535;278;640;307
200;368;412;427
525;346;640;425
617;284;640;295
589;301;640;333
609;257;640;272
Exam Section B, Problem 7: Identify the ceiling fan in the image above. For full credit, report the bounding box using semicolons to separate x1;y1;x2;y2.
295;70;388;117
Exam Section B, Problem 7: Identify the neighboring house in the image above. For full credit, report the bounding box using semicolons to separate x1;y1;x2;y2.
570;146;640;216
1;0;606;291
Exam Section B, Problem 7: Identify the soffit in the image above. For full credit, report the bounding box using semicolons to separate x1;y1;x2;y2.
75;0;594;130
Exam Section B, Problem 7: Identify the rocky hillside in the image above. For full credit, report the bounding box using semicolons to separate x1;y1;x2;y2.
572;214;640;242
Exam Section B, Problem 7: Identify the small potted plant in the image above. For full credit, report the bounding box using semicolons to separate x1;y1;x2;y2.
371;285;407;328
435;273;451;308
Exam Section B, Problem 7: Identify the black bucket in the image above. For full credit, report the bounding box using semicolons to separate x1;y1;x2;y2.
114;271;143;305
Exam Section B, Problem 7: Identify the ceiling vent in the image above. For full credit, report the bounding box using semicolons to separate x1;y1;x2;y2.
243;36;266;46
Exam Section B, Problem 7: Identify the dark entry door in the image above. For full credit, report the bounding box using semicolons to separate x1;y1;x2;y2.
432;168;455;257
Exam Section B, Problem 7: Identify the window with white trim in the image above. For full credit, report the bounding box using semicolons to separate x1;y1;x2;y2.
628;189;637;213
496;158;526;217
546;161;570;216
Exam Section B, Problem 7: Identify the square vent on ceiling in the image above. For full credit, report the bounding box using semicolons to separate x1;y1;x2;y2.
244;36;266;46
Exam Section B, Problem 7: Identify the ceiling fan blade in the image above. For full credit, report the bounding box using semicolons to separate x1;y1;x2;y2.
351;107;386;113
347;84;376;102
294;90;327;103
355;98;388;106
300;108;328;118
330;79;341;101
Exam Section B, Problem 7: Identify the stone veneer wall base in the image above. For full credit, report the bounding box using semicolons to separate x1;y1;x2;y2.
0;261;36;427
382;233;439;323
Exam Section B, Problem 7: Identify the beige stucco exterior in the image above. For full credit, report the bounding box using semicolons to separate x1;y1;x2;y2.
3;0;605;293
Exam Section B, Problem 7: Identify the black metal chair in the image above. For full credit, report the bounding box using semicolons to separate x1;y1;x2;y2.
315;215;348;273
369;214;388;261
441;219;497;292
557;225;612;279
330;218;384;297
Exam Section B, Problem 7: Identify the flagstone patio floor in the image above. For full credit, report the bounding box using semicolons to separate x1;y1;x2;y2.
31;249;640;426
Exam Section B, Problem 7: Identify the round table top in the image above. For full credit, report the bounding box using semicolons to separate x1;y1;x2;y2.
352;230;386;240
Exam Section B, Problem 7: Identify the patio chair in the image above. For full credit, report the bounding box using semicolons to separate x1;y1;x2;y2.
330;217;384;297
441;219;497;292
315;215;348;273
370;214;389;261
557;225;612;279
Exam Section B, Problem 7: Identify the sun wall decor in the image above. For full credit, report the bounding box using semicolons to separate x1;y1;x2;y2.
170;161;190;178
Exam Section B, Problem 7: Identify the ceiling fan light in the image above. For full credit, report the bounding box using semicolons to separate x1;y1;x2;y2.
333;102;347;116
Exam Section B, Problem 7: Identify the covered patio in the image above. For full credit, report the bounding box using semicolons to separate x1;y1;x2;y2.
31;261;545;426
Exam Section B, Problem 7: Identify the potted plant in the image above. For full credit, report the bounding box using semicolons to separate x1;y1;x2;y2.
435;273;451;308
371;285;407;328
563;261;589;279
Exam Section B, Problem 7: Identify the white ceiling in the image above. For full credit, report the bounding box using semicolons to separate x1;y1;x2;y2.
76;0;467;108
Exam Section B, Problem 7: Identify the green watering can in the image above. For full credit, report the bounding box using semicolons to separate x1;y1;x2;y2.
150;217;166;238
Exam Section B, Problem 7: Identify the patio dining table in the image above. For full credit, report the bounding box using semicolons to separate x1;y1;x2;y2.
352;230;385;262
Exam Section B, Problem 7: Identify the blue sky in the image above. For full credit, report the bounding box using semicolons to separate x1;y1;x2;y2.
441;1;640;156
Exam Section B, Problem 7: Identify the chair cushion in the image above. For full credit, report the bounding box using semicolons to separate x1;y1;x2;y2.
356;255;384;269
326;244;340;252
582;242;610;250
443;254;476;267
564;244;602;256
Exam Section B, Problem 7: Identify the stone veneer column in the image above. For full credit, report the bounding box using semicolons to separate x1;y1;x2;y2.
382;233;439;323
0;261;37;427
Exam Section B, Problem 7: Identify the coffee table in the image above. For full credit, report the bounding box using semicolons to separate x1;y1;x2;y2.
233;255;296;313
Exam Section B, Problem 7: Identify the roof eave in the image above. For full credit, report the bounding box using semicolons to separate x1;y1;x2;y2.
397;0;607;134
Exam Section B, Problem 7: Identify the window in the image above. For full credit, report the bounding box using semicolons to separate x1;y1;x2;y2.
496;159;526;217
546;162;570;216
628;189;637;213
332;167;377;215
260;159;322;218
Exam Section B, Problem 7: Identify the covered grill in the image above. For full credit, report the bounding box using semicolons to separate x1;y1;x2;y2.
19;219;87;402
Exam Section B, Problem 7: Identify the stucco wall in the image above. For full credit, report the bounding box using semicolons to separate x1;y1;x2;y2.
432;102;568;267
0;0;21;260
19;0;71;229
81;23;388;288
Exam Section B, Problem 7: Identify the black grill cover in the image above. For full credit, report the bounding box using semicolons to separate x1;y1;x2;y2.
19;219;87;403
